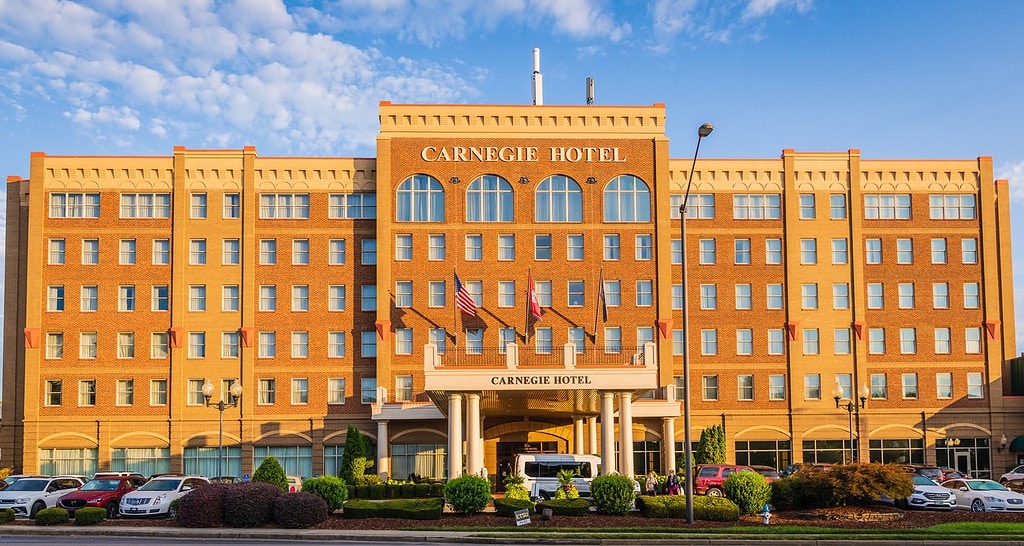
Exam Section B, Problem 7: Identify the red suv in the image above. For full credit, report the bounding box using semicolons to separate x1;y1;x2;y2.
58;475;147;518
694;464;755;496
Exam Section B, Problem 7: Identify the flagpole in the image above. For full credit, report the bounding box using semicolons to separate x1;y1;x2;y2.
524;269;531;344
453;269;458;346
592;268;602;345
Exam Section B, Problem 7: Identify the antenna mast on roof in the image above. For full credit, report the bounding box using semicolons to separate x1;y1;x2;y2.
586;77;594;105
532;48;543;106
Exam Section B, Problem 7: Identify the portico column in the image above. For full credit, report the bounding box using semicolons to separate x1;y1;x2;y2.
663;417;676;474
465;393;481;476
587;417;598;454
600;391;616;475
448;393;463;479
573;417;585;455
619;392;634;478
477;415;486;476
377;420;390;479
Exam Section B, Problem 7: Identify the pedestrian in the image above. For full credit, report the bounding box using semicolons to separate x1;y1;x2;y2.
667;469;680;495
646;471;658;496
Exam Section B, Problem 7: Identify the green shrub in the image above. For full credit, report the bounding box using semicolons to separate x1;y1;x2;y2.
222;481;281;527
770;476;809;510
414;483;430;497
72;507;106;526
535;497;590;516
401;483;416;498
302;475;348;511
252;456;289;493
346;485;356;499
590;474;635;515
444;474;491;515
355;474;381;486
386;483;401;498
0;508;15;524
354;485;369;498
694;496;740;521
694;425;726;464
504;483;530;500
176;483;227;527
369;483;386;499
35;507;69;525
493;497;535;517
801;463;913;507
723;471;772;514
340;425;373;485
273;492;328;528
635;495;686;518
342;498;443;520
429;483;445;497
554;468;580;499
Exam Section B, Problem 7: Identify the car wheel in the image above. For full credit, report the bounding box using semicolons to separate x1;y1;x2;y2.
971;499;986;512
29;501;45;519
105;501;118;519
706;487;724;497
539;491;551;501
895;498;909;510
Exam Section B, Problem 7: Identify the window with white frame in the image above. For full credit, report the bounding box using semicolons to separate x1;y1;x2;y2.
328;332;346;358
360;285;376;311
397;175;445;222
768;329;784;355
329;285;346;311
734;284;751;310
702;375;719;401
498;234;515;261
49;238;66;264
535;281;552;307
799;194;815;219
567;281;584;307
222;239;240;265
934;327;951;354
429;328;447;354
870;373;887;399
965;327;982;354
929;194;976;220
395;328;412;355
190;193;207;218
361;238;376;265
902;373;918;399
767;284;783;310
830;194;847;219
868;328;885;354
933;282;949;309
466;280;482;306
428;281;445;308
535;175;583;222
699;239;716;264
465;328;483;354
360;331;377;357
801;283;818;309
258;379;276;405
800;238;817;264
804;374;821;400
223;193;240;218
222;331;239;358
260;193;310;218
150;379;167;405
186;379;206;405
260;239;277;264
81;285;98;312
738;374;754;400
604;327;621;354
498;328;516;354
867;283;884;309
51;192;101;218
79;332;97;359
79;379;96;406
603;234;619;260
733;194;781;219
292;285;309;311
671;284;683;310
636;280;653;306
259;285;276;311
672;329;684;356
189;285;206;312
967;372;984;399
360;378;377;404
897;238;913;264
700;284;717;310
765;239;782;264
864;194;911;219
833;283;849;309
188;332;206;358
636;327;654;352
48;285;65;311
671;238;682;265
82;239;99;265
152;285;169;311
291;378;309;404
535;234;552;260
189;239;207;265
568;327;586;354
223;285;239;312
736;329;753;355
119;285;135;312
635;234;652;260
900;328;917;354
151;333;168;359
803;328;820;355
769;374;786;400
395;281;412;308
119;193;171;219
701;329;718;355
465;234;482;261
831;238;848;264
865;238;882;264
329;192;376;219
291;331;309;358
329;239;346;265
963;282;980;309
898;283;915;309
498;281;515;307
328;378;345;404
931;238;947;264
152;239;170;265
395;375;413;402
292;239;309;265
259;332;276;358
961;238;978;264
395;234;412;261
835;373;852;399
834;328;851;355
117;332;135;358
567;234;583;260
119;239;136;265
678;193;715;219
734;238;751;265
535;327;552;354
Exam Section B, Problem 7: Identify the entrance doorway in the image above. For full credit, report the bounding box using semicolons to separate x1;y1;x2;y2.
496;441;558;491
954;451;972;477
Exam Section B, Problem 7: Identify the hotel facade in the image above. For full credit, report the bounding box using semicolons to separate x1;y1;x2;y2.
2;101;1020;483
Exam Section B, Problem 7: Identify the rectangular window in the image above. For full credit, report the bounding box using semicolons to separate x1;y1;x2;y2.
291;239;309;265
567;234;584;260
328;331;346;358
79;379;96;406
700;284;717;310
935;328;953;354
603;327;622;354
963;282;980;309
258;379;276;405
931;238;947;264
830;194;847;219
190;193;207;218
870;373;887;399
48;285;65;311
420;235;445;263
50;192;101;218
361;331;377;357
803;328;820;355
702;375;719;401
259;193;310;218
498;281;515;307
768;329;784;355
498;234;515;261
394;281;412;308
259;285;277;312
430;328;448;354
291;331;309;358
79;332;97;359
328;378;346;404
189;239;207;265
152;285;169;311
833;283;849;309
636;280;653;306
636;327;654;351
535;327;552;354
189;285;206;312
701;329;718;356
936;373;953;399
361;285;377;311
897;238;913;264
361;378;377;404
733;194;782;219
427;281;445;308
394;328;412;355
671;284;683;310
395;376;413;402
223;193;240;218
765;239;782;264
799;194;816;219
804;374;821;400
834;373;852;400
961;238;978;264
49;238;66;264
119;239;136;265
535;281;552;307
292;285;309;311
868;328;885;354
967;372;984;399
151;333;169;359
800;238;817;264
259;332;276;358
867;283;884;309
769;374;786;400
466;328;484;355
152;239;170;265
464;234;482;261
699;239;716;264
533;234;552;260
81;285;98;312
734;238;751;264
150;379;167;405
603;234;620;260
498;328;517;354
82;239;99;265
567;281;585;307
736;329;753;355
767;284;783;310
222;332;240;358
188;332;206;358
831;238;848;264
329;239;346;265
801;283;818;310
395;234;412;261
898;283;915;309
929;194;976;220
222;239;240;265
864;194;911;219
117;332;135;358
635;234;652;260
672;329;684;356
737;374;754;400
734;284;751;310
933;282;949;309
326;284;346;311
222;285;239;312
671;238;682;265
902;373;918;399
834;328;851;355
865;238;882;264
678;193;715;219
260;239;277;264
361;238;376;265
965;327;982;354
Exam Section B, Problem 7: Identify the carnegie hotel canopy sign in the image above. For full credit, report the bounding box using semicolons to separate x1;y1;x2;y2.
420;146;627;163
424;362;658;392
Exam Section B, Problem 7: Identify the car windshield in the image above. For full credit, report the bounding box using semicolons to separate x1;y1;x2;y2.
138;479;181;492
80;479;120;491
967;480;1006;491
5;479;47;492
912;475;937;486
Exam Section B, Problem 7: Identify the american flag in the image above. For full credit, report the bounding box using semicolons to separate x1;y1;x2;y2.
454;273;477;317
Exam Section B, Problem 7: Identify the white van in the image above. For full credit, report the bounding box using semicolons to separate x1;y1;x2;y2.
513;454;600;501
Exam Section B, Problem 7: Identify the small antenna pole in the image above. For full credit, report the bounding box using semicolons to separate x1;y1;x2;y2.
586;77;594;105
532;48;543;106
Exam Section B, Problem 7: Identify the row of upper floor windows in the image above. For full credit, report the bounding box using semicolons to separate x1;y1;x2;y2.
47;192;376;220
677;192;976;221
697;236;978;266
694;370;985;403
694;280;980;312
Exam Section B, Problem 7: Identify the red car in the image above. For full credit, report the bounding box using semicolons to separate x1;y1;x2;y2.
58;476;147;518
693;464;755;496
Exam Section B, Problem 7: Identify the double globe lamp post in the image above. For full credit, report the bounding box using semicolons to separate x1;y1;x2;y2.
202;379;243;480
833;383;869;463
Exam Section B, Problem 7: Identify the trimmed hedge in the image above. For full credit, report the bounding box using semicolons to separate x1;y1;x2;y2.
342;498;443;520
590;474;636;515
273;492;328;529
535;498;591;516
414;483;430;497
444;475;491;515
723;471;771;514
0;508;15;524
35;507;70;526
222;481;282;528
302;475;348;511
636;495;686;518
493;497;535;517
369;483;386;499
429;483;445;497
694;496;740;521
73;507;107;526
176;483;227;528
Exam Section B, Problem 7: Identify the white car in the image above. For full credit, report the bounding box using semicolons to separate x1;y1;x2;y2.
0;476;84;518
998;464;1024;483
895;475;956;510
119;475;209;518
943;478;1024;512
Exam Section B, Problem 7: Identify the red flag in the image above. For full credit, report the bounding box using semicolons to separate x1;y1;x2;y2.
528;272;542;321
454;273;477;317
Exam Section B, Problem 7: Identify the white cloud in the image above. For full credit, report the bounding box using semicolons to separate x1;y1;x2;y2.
650;0;810;48
63;105;141;130
743;0;813;21
997;159;1024;204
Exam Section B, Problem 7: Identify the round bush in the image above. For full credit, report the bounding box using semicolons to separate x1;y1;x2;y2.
73;507;107;526
177;483;227;527
35;507;69;526
273;492;328;529
443;474;492;515
0;508;15;524
302;475;348;511
222;481;282;527
590;474;636;515
723;471;771;514
252;456;289;493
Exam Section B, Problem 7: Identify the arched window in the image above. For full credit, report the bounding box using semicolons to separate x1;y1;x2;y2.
535;175;582;223
466;175;513;222
396;175;444;222
603;175;651;222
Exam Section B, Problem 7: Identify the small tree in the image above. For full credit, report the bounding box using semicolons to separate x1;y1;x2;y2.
723;471;771;514
302;475;348;511
340;425;372;485
694;425;726;464
590;474;636;515
503;472;530;501
444;474;492;515
554;468;580;499
252;456;289;493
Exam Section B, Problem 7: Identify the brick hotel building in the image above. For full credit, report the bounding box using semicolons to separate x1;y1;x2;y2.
2;101;1020;482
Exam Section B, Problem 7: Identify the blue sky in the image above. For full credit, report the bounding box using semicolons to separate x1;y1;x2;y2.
0;0;1021;356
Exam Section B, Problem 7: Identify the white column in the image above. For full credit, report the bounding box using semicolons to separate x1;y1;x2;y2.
600;392;616;475
448;394;463;479
573;417;585;455
477;415;486;476
619;392;634;478
663;417;677;474
588;417;598;454
465;393;481;476
376;420;390;479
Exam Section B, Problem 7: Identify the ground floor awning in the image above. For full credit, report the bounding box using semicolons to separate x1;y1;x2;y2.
1009;435;1024;452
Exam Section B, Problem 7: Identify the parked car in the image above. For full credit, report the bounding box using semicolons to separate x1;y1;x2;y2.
1003;478;1024;494
119;475;209;518
749;465;780;483
942;478;1024;512
693;464;755;497
940;467;969;480
894;475;956;510
514;453;600;501
778;463;831;478
899;465;944;483
286;476;305;492
58;475;146;518
998;464;1024;484
93;471;147;480
209;476;241;484
0;475;84;518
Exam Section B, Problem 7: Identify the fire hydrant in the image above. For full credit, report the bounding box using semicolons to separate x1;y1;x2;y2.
761;503;772;525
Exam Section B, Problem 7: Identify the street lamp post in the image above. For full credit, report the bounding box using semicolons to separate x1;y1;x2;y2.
202;379;243;480
680;122;713;524
834;384;868;463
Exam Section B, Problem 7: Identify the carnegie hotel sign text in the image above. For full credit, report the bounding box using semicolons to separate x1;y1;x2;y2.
421;146;626;163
